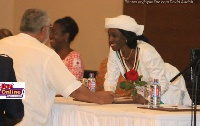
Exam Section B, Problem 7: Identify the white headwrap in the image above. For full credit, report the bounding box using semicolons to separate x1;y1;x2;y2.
105;15;144;36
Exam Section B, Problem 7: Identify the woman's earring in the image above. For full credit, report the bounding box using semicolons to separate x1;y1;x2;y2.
126;40;127;43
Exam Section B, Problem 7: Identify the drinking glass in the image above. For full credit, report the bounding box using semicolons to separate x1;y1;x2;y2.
79;78;88;87
144;84;151;107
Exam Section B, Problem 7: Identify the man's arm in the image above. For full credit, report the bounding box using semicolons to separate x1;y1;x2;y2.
70;85;114;104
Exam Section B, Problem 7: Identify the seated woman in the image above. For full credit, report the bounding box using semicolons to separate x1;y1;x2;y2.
50;17;84;80
103;15;191;105
96;58;191;105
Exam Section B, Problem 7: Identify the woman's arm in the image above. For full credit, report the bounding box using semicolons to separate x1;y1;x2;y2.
104;48;121;92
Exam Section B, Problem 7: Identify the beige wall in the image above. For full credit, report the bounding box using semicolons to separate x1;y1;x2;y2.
0;0;14;31
0;0;123;70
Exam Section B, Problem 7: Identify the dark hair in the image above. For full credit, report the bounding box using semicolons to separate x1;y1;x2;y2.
54;16;79;43
118;29;149;49
0;29;13;39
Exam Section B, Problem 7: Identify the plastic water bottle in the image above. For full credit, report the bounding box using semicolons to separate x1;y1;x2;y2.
149;79;161;108
87;73;96;92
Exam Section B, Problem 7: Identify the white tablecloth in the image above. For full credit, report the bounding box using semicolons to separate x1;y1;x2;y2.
50;97;200;126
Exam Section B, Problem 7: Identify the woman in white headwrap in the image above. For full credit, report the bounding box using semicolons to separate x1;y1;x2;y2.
104;15;191;105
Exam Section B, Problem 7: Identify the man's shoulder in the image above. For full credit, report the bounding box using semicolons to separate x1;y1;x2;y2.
38;44;58;58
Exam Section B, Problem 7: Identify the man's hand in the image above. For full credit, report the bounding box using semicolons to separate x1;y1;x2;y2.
70;85;114;104
95;91;115;104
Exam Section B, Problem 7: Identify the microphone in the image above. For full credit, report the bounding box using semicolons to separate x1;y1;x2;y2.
170;59;200;83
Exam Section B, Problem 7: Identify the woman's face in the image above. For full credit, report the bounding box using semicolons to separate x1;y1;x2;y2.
108;28;127;51
49;23;67;50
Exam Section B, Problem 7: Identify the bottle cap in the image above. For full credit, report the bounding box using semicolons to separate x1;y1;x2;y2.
89;73;94;78
153;79;159;84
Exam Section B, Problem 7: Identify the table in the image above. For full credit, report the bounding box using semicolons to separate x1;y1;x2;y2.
50;97;200;126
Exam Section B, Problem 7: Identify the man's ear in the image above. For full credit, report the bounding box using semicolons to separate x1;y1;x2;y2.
39;26;49;43
41;26;47;35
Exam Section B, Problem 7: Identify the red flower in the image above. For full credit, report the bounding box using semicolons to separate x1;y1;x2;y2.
125;69;139;82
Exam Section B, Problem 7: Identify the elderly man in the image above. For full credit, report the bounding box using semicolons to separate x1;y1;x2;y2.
0;8;114;126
